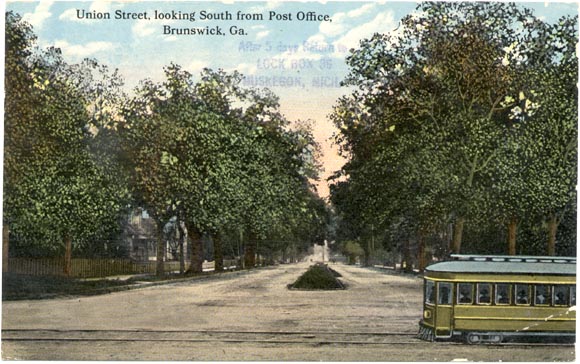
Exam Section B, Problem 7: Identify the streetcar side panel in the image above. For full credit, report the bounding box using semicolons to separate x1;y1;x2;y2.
453;305;576;334
419;257;576;342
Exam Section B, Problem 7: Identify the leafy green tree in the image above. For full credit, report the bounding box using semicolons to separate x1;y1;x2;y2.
121;65;236;275
520;17;577;255
331;3;576;261
123;65;325;274
343;2;537;253
484;14;577;255
4;12;129;273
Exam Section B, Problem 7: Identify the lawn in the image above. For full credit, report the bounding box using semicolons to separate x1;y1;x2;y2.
2;273;131;300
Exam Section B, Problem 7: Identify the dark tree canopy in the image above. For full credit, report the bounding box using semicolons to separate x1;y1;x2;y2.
330;2;577;267
5;11;329;275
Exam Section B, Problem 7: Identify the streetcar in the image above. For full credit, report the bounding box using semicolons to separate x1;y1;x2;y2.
418;255;576;344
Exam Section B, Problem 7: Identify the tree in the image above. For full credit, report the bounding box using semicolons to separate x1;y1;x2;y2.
519;16;577;255
330;3;576;261
485;14;578;255
121;65;233;275
123;65;325;274
5;12;130;274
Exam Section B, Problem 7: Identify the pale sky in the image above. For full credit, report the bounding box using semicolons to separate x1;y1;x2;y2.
4;0;578;198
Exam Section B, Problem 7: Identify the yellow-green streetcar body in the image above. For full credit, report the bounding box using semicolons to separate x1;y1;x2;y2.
419;255;576;344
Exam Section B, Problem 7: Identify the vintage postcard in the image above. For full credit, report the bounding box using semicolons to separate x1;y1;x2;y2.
2;0;577;361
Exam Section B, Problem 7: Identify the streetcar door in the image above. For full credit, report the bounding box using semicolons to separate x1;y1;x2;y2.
435;282;453;338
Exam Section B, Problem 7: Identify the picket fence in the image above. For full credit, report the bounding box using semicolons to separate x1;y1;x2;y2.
7;258;237;278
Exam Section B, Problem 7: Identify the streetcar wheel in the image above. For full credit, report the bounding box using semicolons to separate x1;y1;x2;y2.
466;333;480;344
465;333;503;344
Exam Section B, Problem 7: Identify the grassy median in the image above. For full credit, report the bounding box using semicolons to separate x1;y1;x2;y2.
289;263;344;290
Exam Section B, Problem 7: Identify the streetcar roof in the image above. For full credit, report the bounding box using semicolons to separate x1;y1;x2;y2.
450;254;576;263
425;255;576;276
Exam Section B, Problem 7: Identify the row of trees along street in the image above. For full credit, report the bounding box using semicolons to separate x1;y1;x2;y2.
330;3;577;271
4;11;330;276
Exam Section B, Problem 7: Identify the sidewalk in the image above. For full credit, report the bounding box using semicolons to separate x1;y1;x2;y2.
88;264;240;282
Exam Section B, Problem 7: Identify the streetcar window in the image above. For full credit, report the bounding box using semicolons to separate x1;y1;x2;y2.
571;286;576;306
553;285;570;306
438;282;452;305
515;285;529;305
457;283;473;304
534;285;551;306
477;283;492;304
495;284;511;305
425;280;435;304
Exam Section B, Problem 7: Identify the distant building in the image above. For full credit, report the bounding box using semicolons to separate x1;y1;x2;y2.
121;209;191;263
122;208;158;261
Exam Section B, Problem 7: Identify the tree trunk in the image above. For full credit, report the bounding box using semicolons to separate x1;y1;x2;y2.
370;224;375;253
3;224;9;273
155;225;165;276
213;232;224;272
188;225;203;273
547;213;559;256
244;232;257;269
364;239;371;267
63;233;72;277
403;238;413;273
177;222;185;274
507;217;517;255
451;216;465;254
238;229;245;269
417;229;427;273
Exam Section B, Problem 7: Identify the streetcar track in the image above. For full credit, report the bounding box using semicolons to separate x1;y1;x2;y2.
2;329;415;335
1;328;428;346
1;338;428;345
2;329;573;348
2;337;573;347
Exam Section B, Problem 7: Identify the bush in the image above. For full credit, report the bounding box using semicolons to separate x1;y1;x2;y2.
341;240;365;265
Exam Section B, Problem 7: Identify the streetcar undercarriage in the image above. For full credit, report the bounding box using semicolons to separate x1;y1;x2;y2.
418;322;575;344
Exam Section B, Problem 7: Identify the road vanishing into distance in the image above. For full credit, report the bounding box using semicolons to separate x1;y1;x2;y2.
2;249;575;361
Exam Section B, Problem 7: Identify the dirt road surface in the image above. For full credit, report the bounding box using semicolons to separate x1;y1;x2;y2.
2;254;575;361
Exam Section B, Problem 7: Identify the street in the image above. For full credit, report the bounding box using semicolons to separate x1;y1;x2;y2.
2;252;575;361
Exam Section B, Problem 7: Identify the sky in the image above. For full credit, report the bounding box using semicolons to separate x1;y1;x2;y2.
3;0;579;198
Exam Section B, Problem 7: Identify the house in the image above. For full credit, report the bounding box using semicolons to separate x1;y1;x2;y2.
122;209;192;263
122;208;158;261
